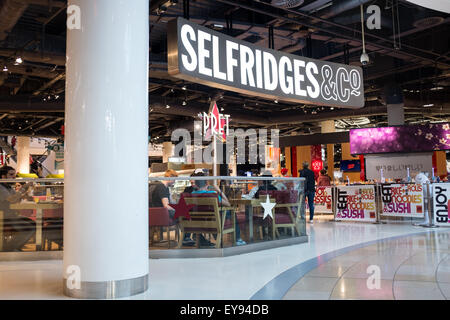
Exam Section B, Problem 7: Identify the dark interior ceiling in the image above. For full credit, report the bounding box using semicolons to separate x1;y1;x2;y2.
0;0;449;142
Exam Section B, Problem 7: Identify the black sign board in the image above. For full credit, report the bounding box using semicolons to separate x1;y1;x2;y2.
168;17;365;108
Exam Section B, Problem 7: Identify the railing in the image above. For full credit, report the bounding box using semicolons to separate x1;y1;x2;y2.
0;176;307;253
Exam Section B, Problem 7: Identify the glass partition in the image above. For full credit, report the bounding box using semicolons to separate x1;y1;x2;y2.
0;178;64;252
0;176;306;253
149;176;307;250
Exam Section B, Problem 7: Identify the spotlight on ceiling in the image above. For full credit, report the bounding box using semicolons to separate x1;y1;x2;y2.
14;57;23;65
182;100;187;106
2;65;7;72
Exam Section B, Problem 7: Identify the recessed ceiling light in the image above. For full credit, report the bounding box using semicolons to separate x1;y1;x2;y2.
2;65;7;72
14;57;23;65
166;104;170;109
182;100;187;106
423;104;434;107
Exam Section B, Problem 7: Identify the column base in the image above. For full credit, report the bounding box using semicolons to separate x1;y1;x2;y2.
63;274;149;299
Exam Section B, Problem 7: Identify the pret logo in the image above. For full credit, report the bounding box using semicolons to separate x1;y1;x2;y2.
203;102;230;142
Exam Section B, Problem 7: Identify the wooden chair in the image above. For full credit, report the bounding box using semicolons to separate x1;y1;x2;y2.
178;193;235;248
149;207;179;249
259;190;301;239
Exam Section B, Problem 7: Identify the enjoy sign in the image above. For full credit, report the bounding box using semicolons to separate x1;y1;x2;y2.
168;18;364;108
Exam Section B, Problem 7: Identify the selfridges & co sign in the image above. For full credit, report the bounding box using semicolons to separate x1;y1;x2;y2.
168;18;365;108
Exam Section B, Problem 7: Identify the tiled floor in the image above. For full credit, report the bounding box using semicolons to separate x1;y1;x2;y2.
0;216;449;300
283;231;450;300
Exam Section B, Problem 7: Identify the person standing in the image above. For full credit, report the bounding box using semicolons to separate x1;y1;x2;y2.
317;169;332;186
299;162;316;224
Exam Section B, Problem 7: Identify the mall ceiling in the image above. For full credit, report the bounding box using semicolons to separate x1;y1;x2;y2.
0;0;448;141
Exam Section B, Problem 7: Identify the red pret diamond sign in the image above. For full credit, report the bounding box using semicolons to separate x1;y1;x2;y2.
203;102;230;142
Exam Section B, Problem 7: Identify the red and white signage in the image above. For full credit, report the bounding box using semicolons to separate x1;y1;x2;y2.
311;159;323;172
380;184;424;218
335;185;377;222
203;102;230;141
306;186;333;214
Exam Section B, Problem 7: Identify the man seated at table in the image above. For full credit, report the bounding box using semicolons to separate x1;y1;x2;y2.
149;169;178;218
0;166;36;252
192;174;246;246
180;171;204;246
244;171;278;199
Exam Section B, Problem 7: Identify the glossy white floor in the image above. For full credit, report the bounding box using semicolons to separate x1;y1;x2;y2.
0;215;448;300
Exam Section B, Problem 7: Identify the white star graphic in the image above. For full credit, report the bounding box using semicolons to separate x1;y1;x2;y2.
261;195;276;219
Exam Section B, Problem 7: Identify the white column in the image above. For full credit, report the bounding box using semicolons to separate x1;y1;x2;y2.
63;0;149;299
16;136;30;174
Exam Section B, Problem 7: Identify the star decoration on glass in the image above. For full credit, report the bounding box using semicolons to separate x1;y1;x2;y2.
261;195;276;220
172;196;195;220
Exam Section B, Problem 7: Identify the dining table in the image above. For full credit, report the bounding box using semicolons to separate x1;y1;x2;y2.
229;198;267;243
10;200;63;251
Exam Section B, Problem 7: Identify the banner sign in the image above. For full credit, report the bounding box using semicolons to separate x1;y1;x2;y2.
168;18;364;108
350;123;450;154
432;183;450;227
306;186;333;214
335;185;377;222
380;184;424;218
203;102;230;142
340;159;361;172
365;153;432;180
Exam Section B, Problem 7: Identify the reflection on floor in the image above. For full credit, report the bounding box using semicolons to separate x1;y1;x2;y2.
0;216;448;300
283;231;450;300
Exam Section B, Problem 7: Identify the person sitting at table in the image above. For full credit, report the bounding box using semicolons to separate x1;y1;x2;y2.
192;174;246;246
245;171;278;199
180;171;204;246
0;166;36;252
149;169;178;218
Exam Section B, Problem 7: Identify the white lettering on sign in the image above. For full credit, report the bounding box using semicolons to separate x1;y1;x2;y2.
171;18;364;108
434;185;449;225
